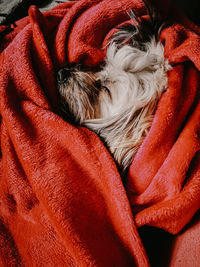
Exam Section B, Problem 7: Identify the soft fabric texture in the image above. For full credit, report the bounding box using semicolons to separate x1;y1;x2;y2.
0;0;200;266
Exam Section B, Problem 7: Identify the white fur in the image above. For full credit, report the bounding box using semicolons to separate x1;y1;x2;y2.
99;37;170;118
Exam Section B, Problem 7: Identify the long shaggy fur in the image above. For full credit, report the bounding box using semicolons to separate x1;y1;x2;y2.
57;0;171;174
85;39;170;171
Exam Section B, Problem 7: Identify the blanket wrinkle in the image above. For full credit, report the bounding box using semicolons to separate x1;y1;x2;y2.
29;6;59;110
0;0;200;266
128;64;200;232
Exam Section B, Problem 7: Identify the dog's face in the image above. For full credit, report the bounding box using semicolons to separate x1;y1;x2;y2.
57;39;170;123
57;1;171;174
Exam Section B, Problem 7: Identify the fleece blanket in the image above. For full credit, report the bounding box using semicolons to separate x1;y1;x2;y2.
0;0;200;266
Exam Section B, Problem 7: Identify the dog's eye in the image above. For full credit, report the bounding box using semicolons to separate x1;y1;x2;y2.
101;84;111;98
102;85;109;91
94;79;110;96
101;80;110;91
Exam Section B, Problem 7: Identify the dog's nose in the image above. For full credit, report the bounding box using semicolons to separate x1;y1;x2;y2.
57;68;70;83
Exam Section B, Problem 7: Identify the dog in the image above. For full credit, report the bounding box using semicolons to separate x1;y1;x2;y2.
57;0;171;175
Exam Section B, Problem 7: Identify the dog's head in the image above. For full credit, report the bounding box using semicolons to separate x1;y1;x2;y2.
57;40;170;124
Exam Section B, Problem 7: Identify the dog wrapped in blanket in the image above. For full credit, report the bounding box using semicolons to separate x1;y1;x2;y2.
57;0;171;175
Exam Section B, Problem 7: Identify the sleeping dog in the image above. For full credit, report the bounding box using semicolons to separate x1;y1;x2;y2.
57;0;171;175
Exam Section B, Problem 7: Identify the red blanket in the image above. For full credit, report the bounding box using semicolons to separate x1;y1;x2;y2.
0;0;200;266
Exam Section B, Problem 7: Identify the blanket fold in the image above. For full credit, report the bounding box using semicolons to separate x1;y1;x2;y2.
0;0;200;266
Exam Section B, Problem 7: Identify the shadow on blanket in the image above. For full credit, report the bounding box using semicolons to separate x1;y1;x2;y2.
0;0;200;266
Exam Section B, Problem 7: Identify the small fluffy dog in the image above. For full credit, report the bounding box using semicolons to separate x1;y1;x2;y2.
57;0;171;175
